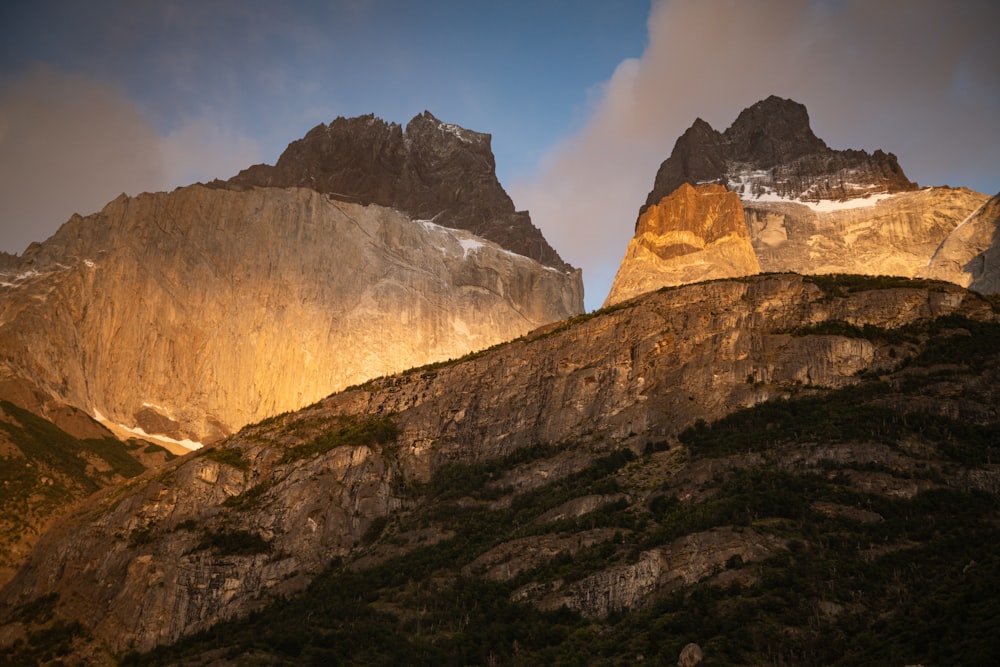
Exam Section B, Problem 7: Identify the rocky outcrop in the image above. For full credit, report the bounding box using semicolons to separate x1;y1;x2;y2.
216;111;571;271
640;96;916;222
746;187;990;277
2;274;995;655
0;185;583;445
464;528;622;582
515;527;784;618
605;183;760;306
679;643;705;667
922;192;1000;293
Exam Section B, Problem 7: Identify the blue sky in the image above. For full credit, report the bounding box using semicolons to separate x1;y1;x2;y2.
2;0;998;310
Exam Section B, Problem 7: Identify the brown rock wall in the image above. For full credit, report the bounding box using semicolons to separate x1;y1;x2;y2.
605;183;760;306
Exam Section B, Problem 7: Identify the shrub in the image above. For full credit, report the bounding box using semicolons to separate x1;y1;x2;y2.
280;414;399;463
195;529;271;556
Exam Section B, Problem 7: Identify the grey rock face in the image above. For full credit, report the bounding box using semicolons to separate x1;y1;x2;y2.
216;111;572;271
922;192;1000;293
745;187;990;279
640;95;917;223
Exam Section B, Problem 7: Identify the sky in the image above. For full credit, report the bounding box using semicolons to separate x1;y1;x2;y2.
1;0;998;311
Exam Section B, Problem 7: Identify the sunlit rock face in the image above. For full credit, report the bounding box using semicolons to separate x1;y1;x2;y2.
605;183;759;306
0;185;583;445
745;187;990;277
921;192;1000;293
608;96;995;304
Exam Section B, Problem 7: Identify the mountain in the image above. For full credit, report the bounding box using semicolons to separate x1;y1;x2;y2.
0;114;582;588
0;114;582;448
639;95;916;218
1;274;998;665
0;395;171;588
607;96;995;305
213;111;571;272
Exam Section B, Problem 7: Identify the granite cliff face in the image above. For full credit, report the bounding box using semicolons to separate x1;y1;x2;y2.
2;274;996;658
610;97;995;302
745;186;990;276
922;192;1000;293
216;111;571;271
0;185;582;447
605;183;759;306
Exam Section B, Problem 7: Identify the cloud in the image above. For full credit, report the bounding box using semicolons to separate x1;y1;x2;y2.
513;0;1000;310
0;66;260;255
0;67;166;254
161;117;261;185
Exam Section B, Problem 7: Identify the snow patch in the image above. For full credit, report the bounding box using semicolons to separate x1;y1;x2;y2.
93;408;203;451
436;120;476;143
728;172;896;212
801;193;894;212
459;238;485;258
415;218;520;262
141;401;174;416
0;269;42;287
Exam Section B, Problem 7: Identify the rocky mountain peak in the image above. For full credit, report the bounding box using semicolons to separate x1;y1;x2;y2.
406;110;490;150
2;274;997;662
640;95;918;220
216;111;572;271
723;95;829;168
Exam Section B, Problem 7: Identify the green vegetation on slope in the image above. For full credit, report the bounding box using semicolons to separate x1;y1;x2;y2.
0;400;146;572
280;414;400;463
5;284;998;666
0;400;145;490
109;307;1000;666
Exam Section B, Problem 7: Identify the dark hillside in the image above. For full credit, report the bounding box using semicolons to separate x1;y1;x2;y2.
2;274;998;665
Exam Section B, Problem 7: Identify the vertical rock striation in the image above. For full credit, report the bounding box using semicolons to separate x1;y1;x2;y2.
922;192;1000;293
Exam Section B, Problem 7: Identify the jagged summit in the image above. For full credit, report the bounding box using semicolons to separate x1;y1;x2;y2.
608;96;992;305
214;111;573;271
640;95;917;221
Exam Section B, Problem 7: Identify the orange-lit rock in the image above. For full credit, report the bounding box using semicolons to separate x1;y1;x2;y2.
0;185;583;445
604;183;760;306
744;187;990;279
